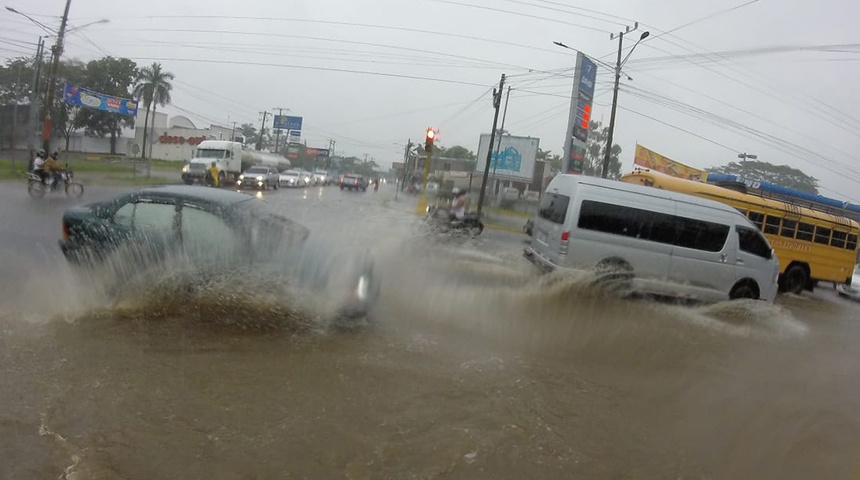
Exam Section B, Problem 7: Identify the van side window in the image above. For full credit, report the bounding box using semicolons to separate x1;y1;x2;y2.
796;222;814;242
763;215;781;235
780;219;797;238
578;201;729;252
736;226;772;259
675;218;730;252
538;193;570;224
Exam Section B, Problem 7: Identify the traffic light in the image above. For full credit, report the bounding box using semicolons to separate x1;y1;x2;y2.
425;128;436;152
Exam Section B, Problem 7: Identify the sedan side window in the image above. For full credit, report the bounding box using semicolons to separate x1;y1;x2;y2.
134;202;178;231
114;203;134;227
181;206;243;257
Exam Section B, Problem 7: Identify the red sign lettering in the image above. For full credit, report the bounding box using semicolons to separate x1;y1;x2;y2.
158;134;207;145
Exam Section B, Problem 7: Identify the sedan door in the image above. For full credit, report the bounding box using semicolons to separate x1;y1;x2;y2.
112;198;181;265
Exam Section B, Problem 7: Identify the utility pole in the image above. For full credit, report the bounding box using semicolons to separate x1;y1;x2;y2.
602;23;649;179
41;0;72;153
491;85;512;196
273;107;288;154
477;73;505;216
256;111;269;151
400;139;412;192
26;36;45;167
230;121;236;142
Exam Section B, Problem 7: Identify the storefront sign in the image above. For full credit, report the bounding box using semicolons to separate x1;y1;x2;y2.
158;133;207;145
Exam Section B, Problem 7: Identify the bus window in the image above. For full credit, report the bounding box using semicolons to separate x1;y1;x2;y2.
847;234;858;251
796;222;814;242
747;211;764;229
814;226;831;245
831;230;847;249
780;219;797;238
764;215;781;235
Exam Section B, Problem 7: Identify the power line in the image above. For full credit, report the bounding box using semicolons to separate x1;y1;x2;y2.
427;0;612;34
494;0;628;27
126;57;495;88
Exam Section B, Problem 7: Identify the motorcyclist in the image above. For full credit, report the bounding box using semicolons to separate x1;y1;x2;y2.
449;187;468;222
208;161;220;187
32;149;48;184
42;151;64;189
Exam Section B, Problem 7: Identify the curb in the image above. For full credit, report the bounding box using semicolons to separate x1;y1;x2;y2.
485;223;526;233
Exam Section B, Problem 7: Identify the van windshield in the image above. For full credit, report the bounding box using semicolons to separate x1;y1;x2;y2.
538;193;570;224
197;149;227;159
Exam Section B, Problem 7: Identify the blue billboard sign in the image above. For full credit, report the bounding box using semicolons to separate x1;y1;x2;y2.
578;55;597;100
273;115;303;130
62;83;138;117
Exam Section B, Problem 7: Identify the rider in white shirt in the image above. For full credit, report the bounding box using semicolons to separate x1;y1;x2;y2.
32;150;47;183
449;188;467;221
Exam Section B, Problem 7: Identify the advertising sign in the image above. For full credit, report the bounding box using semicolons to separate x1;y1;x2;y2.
634;144;707;182
475;134;539;182
562;52;597;174
314;148;330;157
62;83;138;117
272;115;303;130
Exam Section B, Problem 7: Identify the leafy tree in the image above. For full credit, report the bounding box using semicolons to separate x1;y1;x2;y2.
133;62;174;165
75;57;138;154
444;145;476;160
239;123;257;146
582;121;622;179
708;160;819;194
536;148;562;173
0;58;34;105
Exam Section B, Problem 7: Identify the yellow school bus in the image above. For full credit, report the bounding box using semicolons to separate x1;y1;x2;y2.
621;170;860;293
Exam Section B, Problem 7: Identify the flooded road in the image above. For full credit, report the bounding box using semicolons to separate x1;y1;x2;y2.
1;182;859;479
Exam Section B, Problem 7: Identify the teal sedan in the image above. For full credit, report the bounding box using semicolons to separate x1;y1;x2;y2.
59;186;378;323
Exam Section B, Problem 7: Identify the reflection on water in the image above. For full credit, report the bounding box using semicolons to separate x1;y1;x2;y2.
1;191;859;479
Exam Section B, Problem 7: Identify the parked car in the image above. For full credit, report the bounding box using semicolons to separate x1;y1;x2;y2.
836;265;860;301
58;186;380;322
524;175;780;303
340;174;368;191
279;169;303;188
237;165;279;190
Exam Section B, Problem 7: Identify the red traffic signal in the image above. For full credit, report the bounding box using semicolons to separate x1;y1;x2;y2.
425;127;436;152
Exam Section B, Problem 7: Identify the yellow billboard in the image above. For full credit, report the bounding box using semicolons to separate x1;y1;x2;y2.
633;144;707;182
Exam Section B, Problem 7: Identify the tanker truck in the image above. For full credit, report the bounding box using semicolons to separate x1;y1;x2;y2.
181;141;290;185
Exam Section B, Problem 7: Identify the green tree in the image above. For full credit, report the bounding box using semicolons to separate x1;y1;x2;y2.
75;57;138;154
536;148;562;173
238;123;257;146
0;58;33;105
133;62;174;167
582;121;622;179
444;145;476;160
707;160;819;194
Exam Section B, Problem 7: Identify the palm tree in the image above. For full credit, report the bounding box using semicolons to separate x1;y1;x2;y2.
133;62;174;176
239;123;257;145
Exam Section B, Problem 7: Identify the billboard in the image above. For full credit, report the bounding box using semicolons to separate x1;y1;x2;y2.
62;83;138;117
272;115;303;130
562;52;597;174
634;144;707;182
305;147;330;157
475;134;539;182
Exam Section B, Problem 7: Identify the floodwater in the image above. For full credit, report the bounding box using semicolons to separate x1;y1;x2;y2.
1;183;859;479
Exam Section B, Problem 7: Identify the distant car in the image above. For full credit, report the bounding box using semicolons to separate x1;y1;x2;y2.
279;170;303;188
340;174;367;192
314;170;330;186
58;186;379;321
297;170;313;187
836;265;860;301
237;165;279;190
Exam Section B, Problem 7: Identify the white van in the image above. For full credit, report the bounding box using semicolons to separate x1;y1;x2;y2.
524;175;780;302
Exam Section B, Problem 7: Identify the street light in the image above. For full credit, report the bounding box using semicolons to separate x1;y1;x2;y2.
738;152;758;162
5;7;56;36
601;27;649;179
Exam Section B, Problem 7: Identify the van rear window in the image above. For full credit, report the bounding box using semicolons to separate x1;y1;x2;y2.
538;193;570;224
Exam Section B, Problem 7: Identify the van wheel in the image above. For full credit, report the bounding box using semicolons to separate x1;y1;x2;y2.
729;280;759;300
781;265;808;294
594;258;633;290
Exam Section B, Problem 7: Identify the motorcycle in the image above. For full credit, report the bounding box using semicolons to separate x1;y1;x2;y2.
28;169;84;198
373;180;379;191
424;203;484;237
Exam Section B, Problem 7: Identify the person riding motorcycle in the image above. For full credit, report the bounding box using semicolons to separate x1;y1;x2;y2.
42;152;64;189
449;188;468;222
207;162;220;187
32;149;48;184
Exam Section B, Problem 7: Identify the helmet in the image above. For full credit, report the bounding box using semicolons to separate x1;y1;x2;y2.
50;151;58;159
36;149;46;158
452;187;461;195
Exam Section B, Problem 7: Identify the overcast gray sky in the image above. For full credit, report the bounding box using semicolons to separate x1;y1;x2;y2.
4;0;860;201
